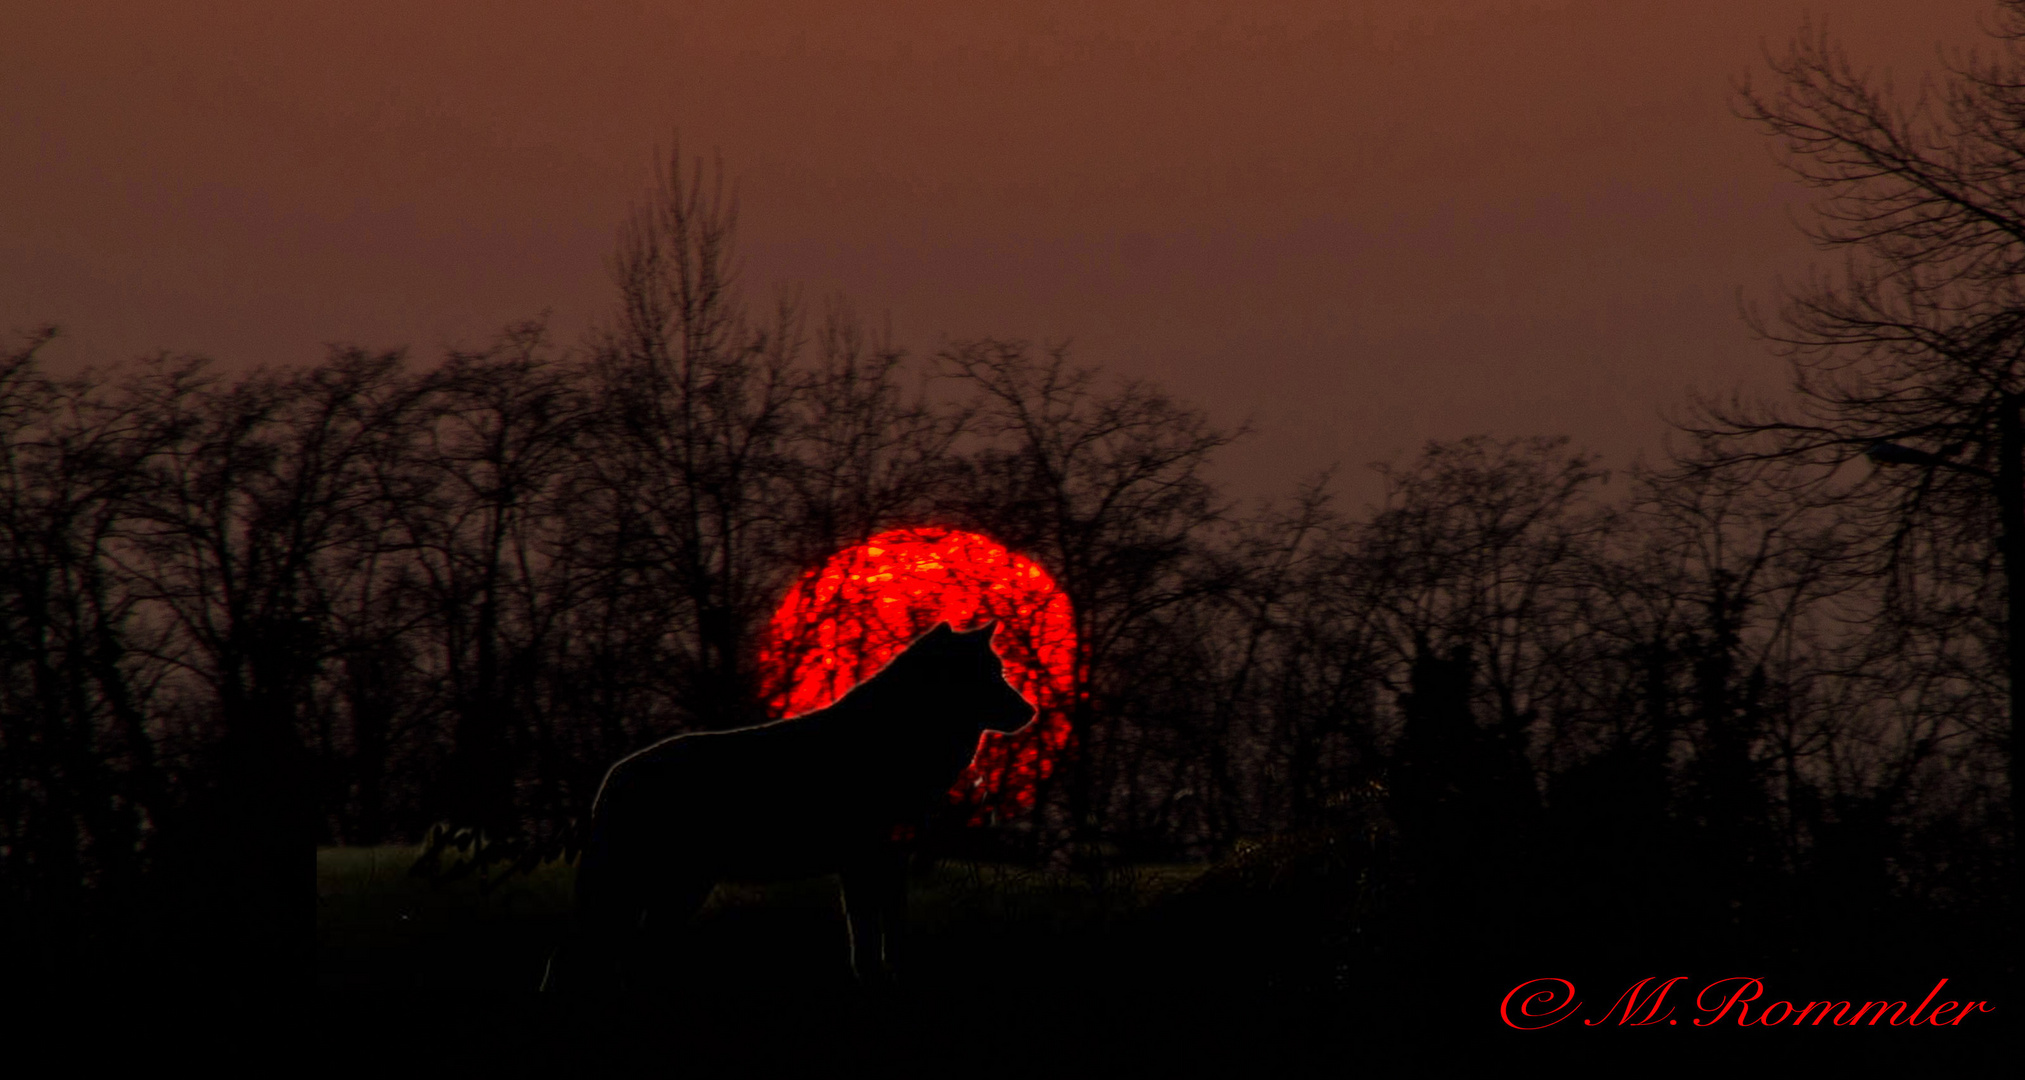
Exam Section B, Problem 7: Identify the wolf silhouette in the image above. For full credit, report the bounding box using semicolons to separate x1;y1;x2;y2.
541;621;1036;993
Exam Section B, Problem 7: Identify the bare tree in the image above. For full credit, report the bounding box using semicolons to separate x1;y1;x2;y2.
1;329;173;946
782;296;969;569
1180;474;1366;842
114;347;419;970
582;145;806;735
938;339;1240;850
395;323;585;847
1689;3;2025;851
1349;436;1614;755
1314;436;1612;932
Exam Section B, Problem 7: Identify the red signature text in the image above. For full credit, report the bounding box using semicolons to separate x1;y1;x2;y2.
1499;977;1994;1030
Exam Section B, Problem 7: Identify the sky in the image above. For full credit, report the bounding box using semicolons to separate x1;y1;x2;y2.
1;0;1997;507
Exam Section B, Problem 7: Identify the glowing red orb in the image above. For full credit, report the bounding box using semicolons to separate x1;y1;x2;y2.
757;527;1076;820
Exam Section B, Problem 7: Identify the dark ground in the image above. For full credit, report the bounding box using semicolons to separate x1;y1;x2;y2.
293;844;2017;1074
13;840;2006;1072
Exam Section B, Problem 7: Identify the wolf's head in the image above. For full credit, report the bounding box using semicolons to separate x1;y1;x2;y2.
893;621;1038;734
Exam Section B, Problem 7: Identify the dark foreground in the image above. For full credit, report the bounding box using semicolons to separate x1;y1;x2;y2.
9;840;2011;1072
313;851;1347;1073
292;845;2013;1073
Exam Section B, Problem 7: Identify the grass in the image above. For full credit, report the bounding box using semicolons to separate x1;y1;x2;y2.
315;844;1219;996
317;844;1208;980
316;845;1259;1069
313;844;1994;1072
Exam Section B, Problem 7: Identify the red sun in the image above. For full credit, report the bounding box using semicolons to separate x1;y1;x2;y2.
757;526;1076;821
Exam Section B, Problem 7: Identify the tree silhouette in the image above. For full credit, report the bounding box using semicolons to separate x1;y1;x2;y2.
938;339;1240;854
584;145;814;737
1694;3;2025;860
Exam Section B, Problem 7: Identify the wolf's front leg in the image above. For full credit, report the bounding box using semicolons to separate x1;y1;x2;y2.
840;849;907;986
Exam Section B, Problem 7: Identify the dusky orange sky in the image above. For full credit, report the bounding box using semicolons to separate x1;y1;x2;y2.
1;1;1994;505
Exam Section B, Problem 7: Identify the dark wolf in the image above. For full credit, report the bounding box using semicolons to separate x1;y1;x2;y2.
541;621;1036;993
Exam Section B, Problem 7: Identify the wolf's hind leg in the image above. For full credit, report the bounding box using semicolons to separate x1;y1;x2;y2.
542;831;649;996
632;872;715;993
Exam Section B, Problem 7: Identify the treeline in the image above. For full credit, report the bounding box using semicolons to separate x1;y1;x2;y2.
4;157;2013;982
0;164;1246;966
